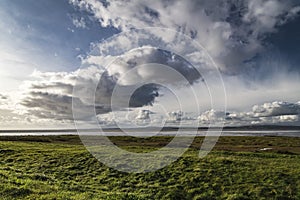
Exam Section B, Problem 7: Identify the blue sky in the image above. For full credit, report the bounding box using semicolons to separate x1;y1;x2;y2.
0;0;118;91
0;0;300;128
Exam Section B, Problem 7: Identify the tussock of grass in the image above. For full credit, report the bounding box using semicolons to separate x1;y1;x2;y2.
0;136;299;199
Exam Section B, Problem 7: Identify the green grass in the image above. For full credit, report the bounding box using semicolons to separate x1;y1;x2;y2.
0;136;299;199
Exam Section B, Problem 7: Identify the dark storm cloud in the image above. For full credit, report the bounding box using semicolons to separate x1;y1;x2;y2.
118;48;202;84
96;47;202;109
21;91;74;120
266;16;300;70
129;84;159;108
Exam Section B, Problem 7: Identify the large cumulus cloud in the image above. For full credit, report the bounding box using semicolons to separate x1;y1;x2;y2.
19;46;201;122
252;101;300;117
70;0;300;72
198;101;300;125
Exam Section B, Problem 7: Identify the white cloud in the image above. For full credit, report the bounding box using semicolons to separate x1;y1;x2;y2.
277;115;299;123
252;101;300;117
95;100;300;127
135;109;152;120
198;110;226;124
72;17;87;29
166;110;184;123
199;101;300;126
165;111;195;124
69;0;300;71
243;0;288;31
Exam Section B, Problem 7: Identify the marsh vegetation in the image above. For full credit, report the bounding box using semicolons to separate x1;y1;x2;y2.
0;136;299;199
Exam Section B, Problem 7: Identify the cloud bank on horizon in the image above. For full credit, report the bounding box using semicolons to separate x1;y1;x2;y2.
0;0;300;128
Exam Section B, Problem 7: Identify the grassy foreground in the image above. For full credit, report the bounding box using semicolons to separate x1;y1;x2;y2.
0;136;299;199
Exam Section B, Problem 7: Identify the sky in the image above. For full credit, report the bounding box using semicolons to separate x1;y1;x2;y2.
0;0;300;129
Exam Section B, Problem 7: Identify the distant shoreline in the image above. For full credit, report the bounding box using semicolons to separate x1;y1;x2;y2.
1;125;300;133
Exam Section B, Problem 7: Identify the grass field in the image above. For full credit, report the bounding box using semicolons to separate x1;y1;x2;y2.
0;135;299;199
